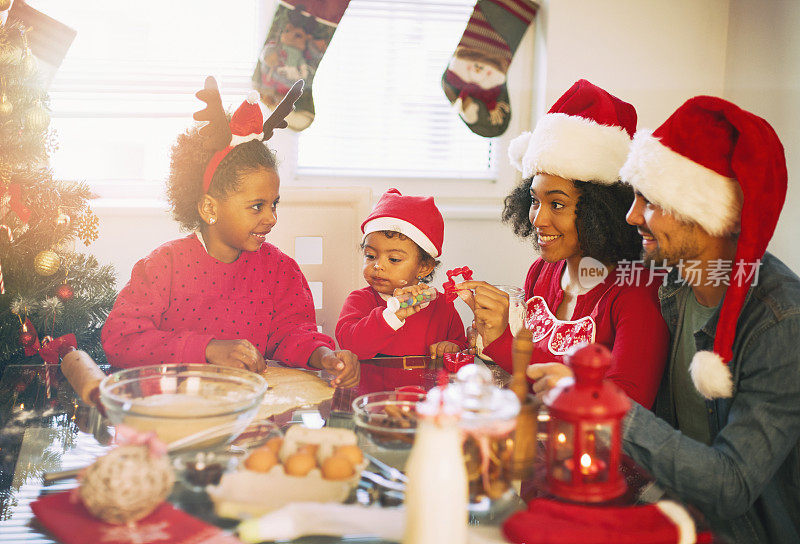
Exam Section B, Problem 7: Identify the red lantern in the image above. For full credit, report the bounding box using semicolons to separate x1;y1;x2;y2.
543;343;630;503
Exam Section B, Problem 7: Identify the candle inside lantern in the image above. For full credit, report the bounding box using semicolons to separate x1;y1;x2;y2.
561;454;607;482
579;453;601;476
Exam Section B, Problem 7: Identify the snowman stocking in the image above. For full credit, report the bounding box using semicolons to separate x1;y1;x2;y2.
442;0;539;138
252;0;350;131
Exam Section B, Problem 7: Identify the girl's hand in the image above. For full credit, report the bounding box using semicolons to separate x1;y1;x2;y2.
454;281;509;347
526;363;574;396
392;283;432;321
309;346;361;388
428;341;461;359
205;339;266;373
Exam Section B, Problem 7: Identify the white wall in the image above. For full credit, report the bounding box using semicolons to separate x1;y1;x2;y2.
91;0;800;333
724;0;800;272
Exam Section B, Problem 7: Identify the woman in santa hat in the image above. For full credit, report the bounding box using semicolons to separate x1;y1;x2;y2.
458;79;669;408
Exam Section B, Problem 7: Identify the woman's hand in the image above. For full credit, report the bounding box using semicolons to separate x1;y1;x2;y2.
455;280;510;346
205;339;266;373
308;346;361;388
526;362;574;395
428;341;461;359
391;283;432;321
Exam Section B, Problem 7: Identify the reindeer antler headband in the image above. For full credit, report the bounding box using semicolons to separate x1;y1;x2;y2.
194;77;304;193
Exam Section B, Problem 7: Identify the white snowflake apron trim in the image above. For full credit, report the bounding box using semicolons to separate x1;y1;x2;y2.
524;295;597;356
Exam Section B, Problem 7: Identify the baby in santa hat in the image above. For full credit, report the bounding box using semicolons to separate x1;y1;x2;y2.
335;188;467;359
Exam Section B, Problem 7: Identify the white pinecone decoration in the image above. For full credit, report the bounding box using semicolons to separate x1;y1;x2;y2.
79;445;174;524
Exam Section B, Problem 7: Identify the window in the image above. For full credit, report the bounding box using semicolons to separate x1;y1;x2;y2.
296;0;496;179
38;0;495;199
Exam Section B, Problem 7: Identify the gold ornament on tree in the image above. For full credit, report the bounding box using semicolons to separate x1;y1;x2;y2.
34;250;61;276
25;104;49;131
21;48;37;77
0;0;12;12
0;93;12;117
75;208;99;246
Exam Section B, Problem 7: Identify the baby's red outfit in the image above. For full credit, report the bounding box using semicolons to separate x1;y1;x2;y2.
336;286;466;359
483;258;669;408
101;234;333;368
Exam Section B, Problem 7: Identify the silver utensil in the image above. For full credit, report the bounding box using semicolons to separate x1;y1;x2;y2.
362;452;408;483
360;470;406;492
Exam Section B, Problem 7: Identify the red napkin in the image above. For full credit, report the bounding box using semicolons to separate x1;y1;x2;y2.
31;491;243;544
503;497;708;544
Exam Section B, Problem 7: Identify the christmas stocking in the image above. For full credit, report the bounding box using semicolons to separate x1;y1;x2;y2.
252;0;350;131
442;0;539;138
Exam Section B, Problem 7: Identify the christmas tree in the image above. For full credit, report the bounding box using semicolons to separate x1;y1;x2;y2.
0;18;116;372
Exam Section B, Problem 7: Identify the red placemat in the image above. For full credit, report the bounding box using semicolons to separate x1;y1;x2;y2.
31;491;242;544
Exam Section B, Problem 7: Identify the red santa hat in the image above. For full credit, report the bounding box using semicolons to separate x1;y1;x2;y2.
508;79;637;183
202;91;265;192
620;96;787;399
361;188;444;258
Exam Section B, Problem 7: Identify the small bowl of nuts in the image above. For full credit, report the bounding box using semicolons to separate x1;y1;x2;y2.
351;390;425;471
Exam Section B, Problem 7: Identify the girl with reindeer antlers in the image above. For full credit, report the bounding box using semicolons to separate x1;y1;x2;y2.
101;78;360;388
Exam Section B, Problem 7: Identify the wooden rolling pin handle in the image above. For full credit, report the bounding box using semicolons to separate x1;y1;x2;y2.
61;349;107;407
511;328;534;404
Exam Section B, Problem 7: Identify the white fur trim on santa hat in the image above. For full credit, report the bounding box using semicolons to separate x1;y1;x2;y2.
620;131;740;237
363;217;439;258
689;350;734;399
508;131;531;174
230;132;264;146
656;501;696;544
511;112;632;183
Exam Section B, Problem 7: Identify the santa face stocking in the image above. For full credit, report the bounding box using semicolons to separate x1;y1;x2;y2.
442;0;539;138
252;0;350;131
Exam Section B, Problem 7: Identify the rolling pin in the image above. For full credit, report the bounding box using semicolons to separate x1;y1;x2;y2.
509;329;538;479
61;349;107;407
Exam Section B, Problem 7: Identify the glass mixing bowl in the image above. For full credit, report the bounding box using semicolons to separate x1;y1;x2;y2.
99;364;267;449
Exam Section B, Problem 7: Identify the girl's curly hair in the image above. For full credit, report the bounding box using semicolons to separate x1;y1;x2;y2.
501;177;642;264
166;125;278;231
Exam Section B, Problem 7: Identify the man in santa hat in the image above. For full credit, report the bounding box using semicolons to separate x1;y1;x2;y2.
619;96;800;543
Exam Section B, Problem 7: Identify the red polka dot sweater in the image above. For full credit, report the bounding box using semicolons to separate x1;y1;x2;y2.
101;234;333;368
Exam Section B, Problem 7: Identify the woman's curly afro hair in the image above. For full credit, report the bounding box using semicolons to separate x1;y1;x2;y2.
166;123;278;231
501;176;643;264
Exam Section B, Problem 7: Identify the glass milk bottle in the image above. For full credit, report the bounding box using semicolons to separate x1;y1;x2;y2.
452;364;520;509
475;285;526;359
403;381;468;544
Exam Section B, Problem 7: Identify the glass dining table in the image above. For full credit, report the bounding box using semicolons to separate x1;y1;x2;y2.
0;356;518;543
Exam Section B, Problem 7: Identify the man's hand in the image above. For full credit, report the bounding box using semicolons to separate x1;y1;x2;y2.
455;280;510;346
308;346;360;388
429;341;461;359
205;339;266;373
526;362;574;396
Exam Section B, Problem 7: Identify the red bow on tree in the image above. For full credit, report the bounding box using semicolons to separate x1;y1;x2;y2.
22;319;77;363
1;183;32;224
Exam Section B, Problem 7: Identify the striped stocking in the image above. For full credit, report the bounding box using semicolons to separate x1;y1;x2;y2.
442;0;539;137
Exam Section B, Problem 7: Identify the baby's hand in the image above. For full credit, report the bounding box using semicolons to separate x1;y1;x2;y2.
392;283;432;321
205;339;266;373
309;347;360;388
526;362;574;396
429;341;461;359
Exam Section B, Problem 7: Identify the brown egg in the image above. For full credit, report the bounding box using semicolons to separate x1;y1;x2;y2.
284;452;317;477
264;436;283;456
321;453;355;480
244;447;278;473
335;445;364;466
